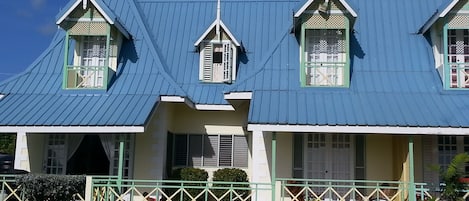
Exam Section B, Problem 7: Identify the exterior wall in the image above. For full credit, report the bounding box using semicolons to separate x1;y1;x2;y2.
26;134;45;173
133;102;170;180
366;134;395;180
14;133;45;172
133;102;251;180
276;133;293;179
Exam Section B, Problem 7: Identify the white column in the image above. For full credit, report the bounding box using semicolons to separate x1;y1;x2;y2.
251;130;272;200
14;132;30;171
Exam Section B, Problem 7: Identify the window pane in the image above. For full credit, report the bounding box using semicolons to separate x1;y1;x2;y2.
219;135;233;166
189;135;203;166
174;135;188;166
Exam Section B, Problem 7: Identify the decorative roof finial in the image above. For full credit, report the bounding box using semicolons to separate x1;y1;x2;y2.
216;0;221;41
82;0;88;9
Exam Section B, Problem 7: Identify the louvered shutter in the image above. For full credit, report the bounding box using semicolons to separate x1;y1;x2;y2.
203;135;218;166
202;43;213;81
222;43;232;82
188;135;203;166
422;136;440;190
233;135;248;167
219;135;233;166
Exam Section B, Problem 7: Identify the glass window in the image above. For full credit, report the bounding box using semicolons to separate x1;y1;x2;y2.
304;29;347;87
447;29;469;88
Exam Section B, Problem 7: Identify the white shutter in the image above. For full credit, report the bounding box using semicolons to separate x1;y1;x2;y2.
422;136;440;191
233;135;248;167
202;43;213;81
222;43;232;82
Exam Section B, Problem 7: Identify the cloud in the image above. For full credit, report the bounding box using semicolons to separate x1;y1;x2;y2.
37;23;58;36
31;0;46;10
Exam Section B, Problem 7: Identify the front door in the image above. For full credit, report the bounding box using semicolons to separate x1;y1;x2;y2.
305;133;354;180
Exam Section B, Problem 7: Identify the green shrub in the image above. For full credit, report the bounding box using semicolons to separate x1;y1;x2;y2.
166;168;208;201
16;174;85;201
212;168;250;201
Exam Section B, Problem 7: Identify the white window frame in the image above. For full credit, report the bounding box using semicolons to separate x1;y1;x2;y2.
43;134;68;174
199;40;237;83
446;29;469;88
304;29;346;86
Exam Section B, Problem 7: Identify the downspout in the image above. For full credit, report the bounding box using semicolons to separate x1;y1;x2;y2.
271;132;277;201
408;136;416;201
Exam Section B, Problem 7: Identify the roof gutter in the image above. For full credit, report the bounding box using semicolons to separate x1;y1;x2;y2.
0;126;145;133
248;124;469;135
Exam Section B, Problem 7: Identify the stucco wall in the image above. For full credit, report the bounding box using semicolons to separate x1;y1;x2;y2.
27;134;45;173
366;135;395;180
133;102;170;180
133;101;251;180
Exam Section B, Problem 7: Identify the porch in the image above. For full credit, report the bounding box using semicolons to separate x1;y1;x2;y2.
0;175;455;201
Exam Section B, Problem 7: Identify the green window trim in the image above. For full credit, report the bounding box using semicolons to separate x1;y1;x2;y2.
443;23;469;90
300;15;351;88
62;23;113;90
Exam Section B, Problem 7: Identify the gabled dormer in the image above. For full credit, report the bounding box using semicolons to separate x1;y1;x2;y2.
420;0;469;89
295;0;357;87
194;0;240;84
57;0;130;90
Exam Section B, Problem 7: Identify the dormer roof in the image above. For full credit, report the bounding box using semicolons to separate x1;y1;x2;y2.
56;0;130;39
294;0;357;18
419;0;459;34
194;19;240;47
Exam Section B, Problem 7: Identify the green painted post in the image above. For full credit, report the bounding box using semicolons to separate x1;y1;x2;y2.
118;140;124;193
272;132;277;201
408;136;416;201
443;23;449;89
63;32;70;89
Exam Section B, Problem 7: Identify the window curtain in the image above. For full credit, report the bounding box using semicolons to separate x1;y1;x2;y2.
99;134;115;162
67;134;84;160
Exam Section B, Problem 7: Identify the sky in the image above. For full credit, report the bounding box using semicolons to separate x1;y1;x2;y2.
0;0;67;82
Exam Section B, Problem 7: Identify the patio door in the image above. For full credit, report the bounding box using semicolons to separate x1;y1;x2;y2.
305;133;354;180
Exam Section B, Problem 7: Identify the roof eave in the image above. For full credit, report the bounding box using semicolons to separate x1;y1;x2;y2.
194;20;241;47
56;0;130;39
294;0;358;18
419;0;459;34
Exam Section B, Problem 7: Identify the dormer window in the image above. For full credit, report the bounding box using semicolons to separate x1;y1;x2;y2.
194;0;240;84
56;0;129;90
446;29;469;88
200;41;235;83
420;1;469;89
295;0;357;88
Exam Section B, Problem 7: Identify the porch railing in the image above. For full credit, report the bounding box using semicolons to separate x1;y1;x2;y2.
278;178;431;201
3;175;469;201
90;176;271;201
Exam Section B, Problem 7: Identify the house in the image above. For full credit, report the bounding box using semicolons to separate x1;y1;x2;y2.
1;0;469;200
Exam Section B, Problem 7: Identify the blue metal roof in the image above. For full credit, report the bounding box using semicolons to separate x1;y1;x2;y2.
0;0;185;126
1;0;469;128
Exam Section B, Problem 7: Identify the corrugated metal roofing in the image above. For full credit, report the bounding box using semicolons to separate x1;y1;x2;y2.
2;0;468;128
0;0;185;126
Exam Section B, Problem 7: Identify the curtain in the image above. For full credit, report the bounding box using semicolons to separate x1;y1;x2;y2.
67;134;85;160
99;134;115;162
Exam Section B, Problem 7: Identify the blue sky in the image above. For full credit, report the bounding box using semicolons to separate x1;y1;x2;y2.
0;0;67;82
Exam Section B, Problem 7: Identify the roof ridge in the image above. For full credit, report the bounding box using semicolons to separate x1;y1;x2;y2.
127;0;188;97
225;26;292;93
